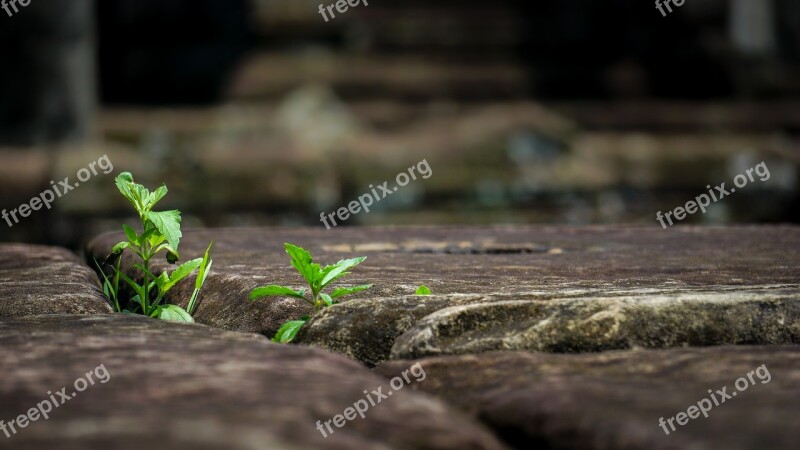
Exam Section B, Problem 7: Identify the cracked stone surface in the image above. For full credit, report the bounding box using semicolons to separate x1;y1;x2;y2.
0;315;506;450
0;244;112;318
86;226;799;364
390;285;800;360
376;346;800;450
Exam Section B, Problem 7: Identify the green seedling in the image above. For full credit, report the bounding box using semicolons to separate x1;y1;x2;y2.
250;243;372;343
415;285;432;295
97;172;213;323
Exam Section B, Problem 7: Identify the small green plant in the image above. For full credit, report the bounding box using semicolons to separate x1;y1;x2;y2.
415;285;432;295
250;243;372;343
97;172;213;323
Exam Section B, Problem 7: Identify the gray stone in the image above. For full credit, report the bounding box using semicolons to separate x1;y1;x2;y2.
376;346;800;450
297;294;507;367
390;286;800;360
0;244;112;318
86;226;800;363
0;314;507;450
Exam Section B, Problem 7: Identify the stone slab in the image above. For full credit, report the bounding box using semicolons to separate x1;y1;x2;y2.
0;314;506;450
376;346;800;450
86;226;799;364
389;286;800;360
0;244;112;318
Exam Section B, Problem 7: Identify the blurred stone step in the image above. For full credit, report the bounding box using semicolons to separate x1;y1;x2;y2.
553;101;800;132
0;314;505;450
250;0;523;54
377;346;800;450
227;53;528;101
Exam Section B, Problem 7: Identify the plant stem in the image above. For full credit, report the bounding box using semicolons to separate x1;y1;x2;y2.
113;258;122;312
312;287;322;311
140;216;151;315
187;289;199;316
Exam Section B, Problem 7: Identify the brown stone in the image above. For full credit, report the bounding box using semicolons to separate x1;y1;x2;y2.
86;226;800;366
376;346;800;450
390;286;800;360
0;244;112;317
0;314;507;450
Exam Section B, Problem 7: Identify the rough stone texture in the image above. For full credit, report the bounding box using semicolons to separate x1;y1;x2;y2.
0;315;506;450
0;244;112;317
376;347;800;450
87;226;800;365
297;286;800;366
390;286;800;360
298;294;518;367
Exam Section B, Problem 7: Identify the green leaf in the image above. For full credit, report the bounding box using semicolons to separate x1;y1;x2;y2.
309;263;322;289
272;319;307;343
111;241;129;255
117;172;134;183
153;304;195;323
122;224;139;246
415;285;432;295
154;242;180;263
144;210;182;251
187;242;213;316
151;271;169;293
160;258;202;294
320;257;367;288
250;285;306;301
195;243;213;290
148;232;167;249
330;284;373;299
130;294;144;309
94;260;120;312
144;185;168;211
284;243;315;284
132;184;150;210
139;228;157;243
115;173;140;211
320;293;334;307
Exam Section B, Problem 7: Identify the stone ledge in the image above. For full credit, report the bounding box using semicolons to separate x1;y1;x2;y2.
0;314;506;450
376;346;800;450
85;226;799;363
0;244;112;318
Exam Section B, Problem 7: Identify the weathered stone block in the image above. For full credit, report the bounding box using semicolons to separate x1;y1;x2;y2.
0;244;111;317
0;315;505;450
377;346;800;449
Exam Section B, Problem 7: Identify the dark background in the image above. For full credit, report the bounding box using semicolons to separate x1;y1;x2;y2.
1;0;798;247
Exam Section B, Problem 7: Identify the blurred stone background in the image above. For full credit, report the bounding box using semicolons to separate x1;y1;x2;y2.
1;0;799;247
